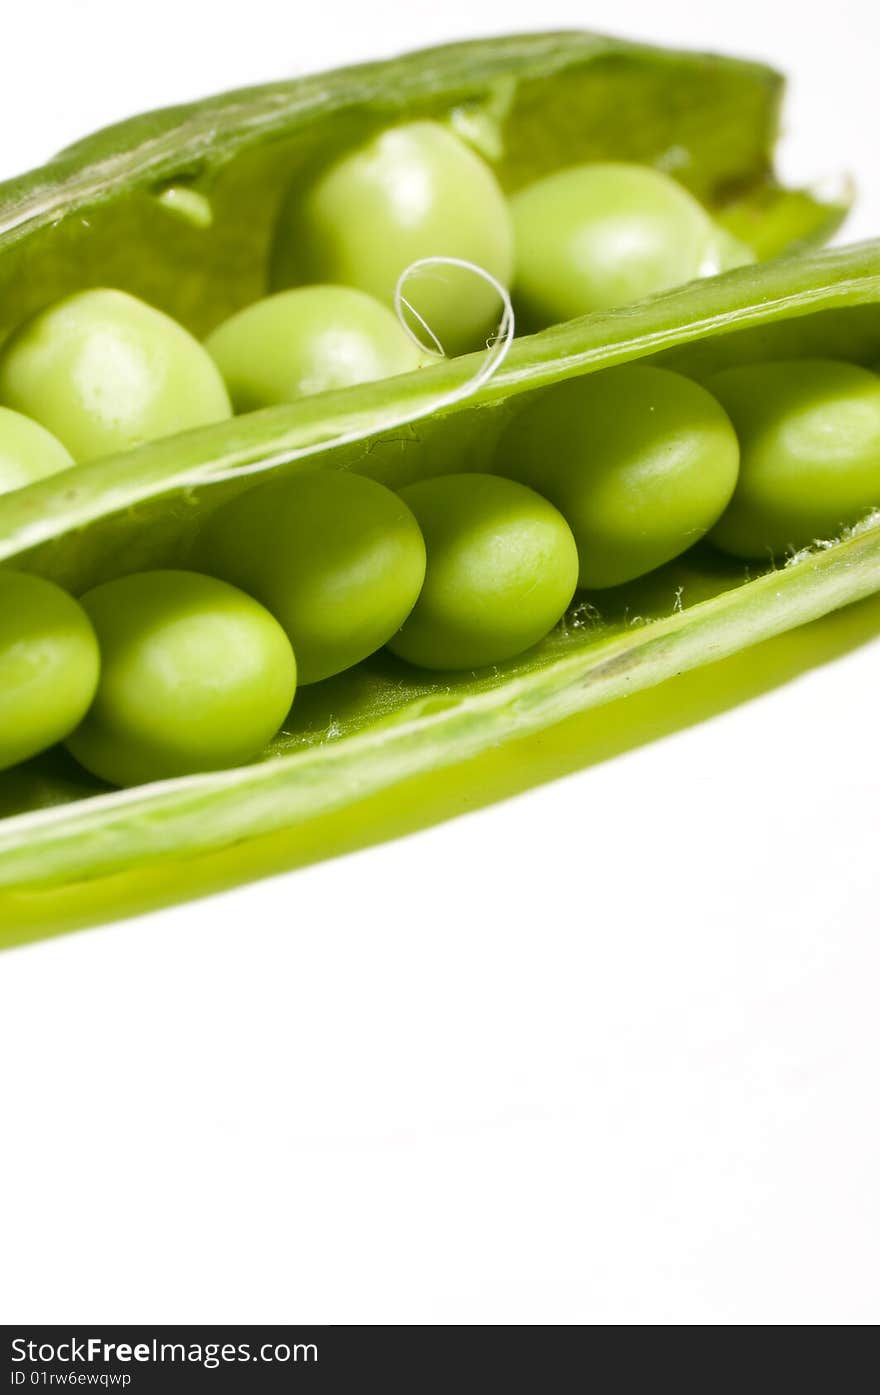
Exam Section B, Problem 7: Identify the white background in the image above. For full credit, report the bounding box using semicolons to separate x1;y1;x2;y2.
1;0;878;1326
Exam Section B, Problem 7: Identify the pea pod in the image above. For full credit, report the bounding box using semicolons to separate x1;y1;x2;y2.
0;31;876;946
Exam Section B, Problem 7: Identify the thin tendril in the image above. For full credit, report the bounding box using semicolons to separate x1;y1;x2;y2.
396;293;446;357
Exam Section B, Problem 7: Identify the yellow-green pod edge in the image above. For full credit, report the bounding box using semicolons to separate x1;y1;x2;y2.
0;32;878;946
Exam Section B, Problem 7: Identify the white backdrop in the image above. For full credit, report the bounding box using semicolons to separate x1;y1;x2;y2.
0;0;877;1325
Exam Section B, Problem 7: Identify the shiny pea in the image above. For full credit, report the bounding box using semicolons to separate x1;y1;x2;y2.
205;286;425;411
66;571;296;787
0;406;74;495
0;289;231;463
0;570;100;771
510;162;740;329
270;121;514;356
387;473;578;671
708;358;880;558
199;471;426;684
498;364;740;589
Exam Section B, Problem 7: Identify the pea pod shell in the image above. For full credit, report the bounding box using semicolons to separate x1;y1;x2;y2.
0;33;874;943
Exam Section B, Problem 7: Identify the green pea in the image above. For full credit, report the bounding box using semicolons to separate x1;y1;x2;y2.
199;471;426;684
387;473;578;671
708;358;880;559
498;365;740;589
204;286;426;411
0;406;74;495
270;121;514;356
66;570;296;787
0;289;231;463
0;570;100;772
510;162;721;329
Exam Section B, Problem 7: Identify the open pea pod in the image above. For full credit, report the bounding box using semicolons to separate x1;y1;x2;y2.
1;32;877;945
